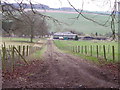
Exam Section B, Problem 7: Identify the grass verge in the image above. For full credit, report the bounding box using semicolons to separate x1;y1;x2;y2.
27;45;47;61
54;40;119;64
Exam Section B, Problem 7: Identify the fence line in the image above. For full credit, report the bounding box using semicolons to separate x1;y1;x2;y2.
60;44;116;62
1;43;43;72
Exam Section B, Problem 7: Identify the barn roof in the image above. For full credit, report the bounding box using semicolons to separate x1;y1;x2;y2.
54;32;77;36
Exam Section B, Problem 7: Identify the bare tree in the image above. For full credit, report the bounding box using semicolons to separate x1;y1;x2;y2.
1;0;66;25
11;11;49;42
1;0;69;41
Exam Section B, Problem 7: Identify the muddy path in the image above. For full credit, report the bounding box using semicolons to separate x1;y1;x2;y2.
3;39;119;88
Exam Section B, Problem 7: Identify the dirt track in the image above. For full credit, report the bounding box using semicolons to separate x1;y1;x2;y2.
3;39;119;88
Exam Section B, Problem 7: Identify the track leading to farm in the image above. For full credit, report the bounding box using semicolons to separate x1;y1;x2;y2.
3;39;119;88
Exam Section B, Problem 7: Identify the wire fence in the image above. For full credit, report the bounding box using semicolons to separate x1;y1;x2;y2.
56;44;118;62
1;42;43;72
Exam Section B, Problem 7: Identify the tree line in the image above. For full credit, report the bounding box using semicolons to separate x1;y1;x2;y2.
2;9;49;42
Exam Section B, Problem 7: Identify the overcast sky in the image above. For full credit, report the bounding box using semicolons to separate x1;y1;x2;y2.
2;0;119;11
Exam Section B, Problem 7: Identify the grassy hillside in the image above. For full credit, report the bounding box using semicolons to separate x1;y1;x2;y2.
42;11;118;34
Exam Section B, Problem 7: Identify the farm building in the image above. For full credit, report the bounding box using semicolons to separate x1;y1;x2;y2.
53;32;77;40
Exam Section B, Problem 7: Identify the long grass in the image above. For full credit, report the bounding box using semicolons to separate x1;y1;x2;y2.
27;45;47;61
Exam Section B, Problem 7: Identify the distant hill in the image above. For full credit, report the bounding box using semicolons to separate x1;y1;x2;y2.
59;7;75;11
2;3;50;9
2;3;114;15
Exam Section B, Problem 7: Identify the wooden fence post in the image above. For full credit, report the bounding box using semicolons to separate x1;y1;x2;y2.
76;46;77;53
26;45;29;56
112;46;115;62
96;45;99;58
2;46;6;72
85;46;87;54
22;46;25;56
12;46;15;72
81;46;83;54
3;42;7;60
90;45;92;56
78;46;79;53
103;45;107;60
18;45;21;59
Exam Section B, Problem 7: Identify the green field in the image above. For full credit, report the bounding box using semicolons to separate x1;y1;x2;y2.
54;40;119;63
42;11;118;34
0;37;40;48
0;37;39;43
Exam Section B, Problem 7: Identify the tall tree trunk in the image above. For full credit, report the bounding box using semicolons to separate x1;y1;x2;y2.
30;34;33;43
30;25;34;43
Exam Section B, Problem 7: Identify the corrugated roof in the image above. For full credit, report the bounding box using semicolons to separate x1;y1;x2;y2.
54;32;77;36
